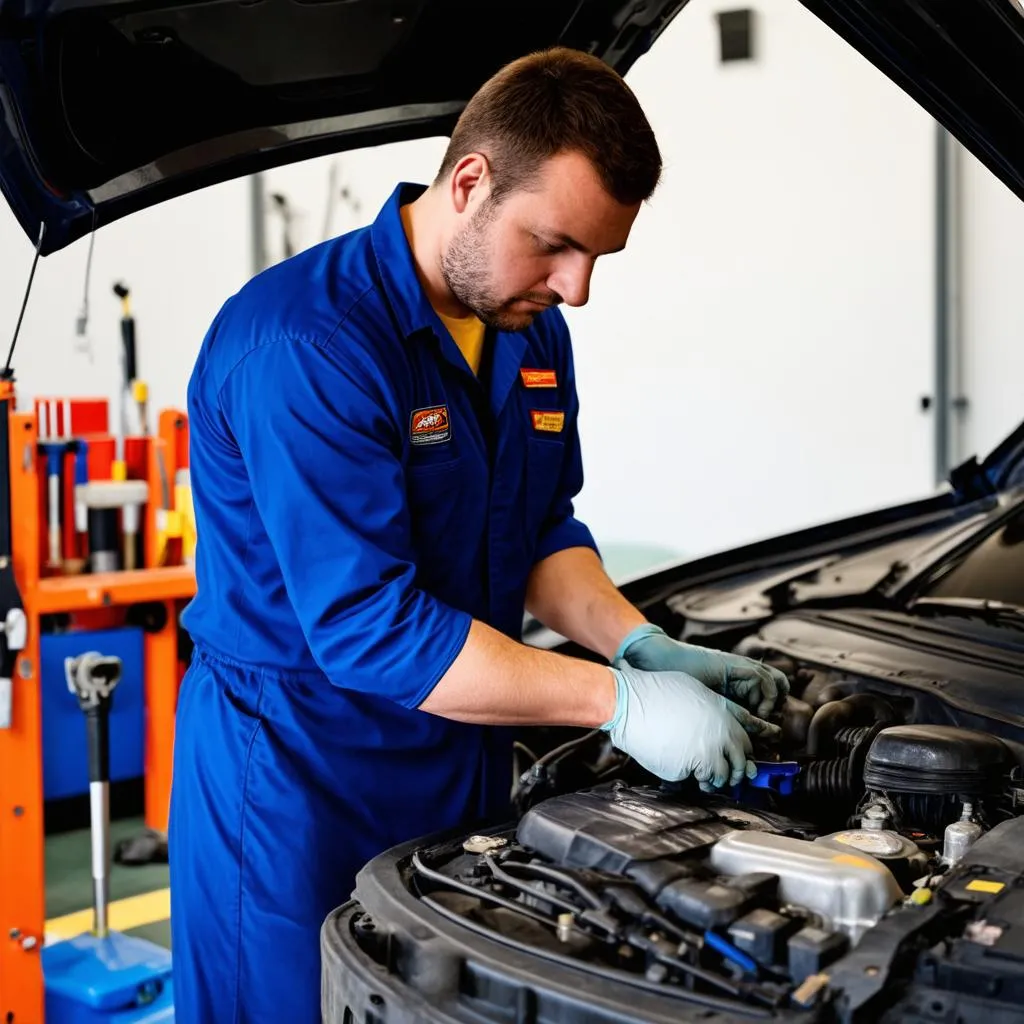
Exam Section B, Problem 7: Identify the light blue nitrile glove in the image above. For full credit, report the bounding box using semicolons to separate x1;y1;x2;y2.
614;624;791;720
601;665;781;790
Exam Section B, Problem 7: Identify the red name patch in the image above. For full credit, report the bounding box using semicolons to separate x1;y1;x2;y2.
520;369;558;389
410;405;451;445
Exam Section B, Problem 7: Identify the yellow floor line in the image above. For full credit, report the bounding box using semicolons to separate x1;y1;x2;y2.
45;888;170;942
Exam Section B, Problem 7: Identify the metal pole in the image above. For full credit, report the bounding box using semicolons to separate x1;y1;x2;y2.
934;124;966;485
87;704;111;938
250;172;268;277
935;124;951;486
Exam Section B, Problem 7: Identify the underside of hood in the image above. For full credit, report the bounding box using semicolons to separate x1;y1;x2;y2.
0;1;1022;257
0;0;685;255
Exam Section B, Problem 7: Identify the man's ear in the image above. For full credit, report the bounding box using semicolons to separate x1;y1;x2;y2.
449;153;492;215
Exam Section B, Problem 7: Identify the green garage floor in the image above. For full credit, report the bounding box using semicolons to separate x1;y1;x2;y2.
45;817;171;949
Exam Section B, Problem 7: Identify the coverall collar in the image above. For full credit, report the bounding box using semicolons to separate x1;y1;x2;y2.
371;182;439;340
371;182;528;417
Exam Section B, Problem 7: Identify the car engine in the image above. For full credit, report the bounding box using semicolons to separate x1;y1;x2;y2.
325;657;1024;1022
410;723;1017;1006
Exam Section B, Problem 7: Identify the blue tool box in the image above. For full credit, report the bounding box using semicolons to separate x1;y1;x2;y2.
41;628;145;801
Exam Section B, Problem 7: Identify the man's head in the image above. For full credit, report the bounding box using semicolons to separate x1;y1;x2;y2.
431;46;661;331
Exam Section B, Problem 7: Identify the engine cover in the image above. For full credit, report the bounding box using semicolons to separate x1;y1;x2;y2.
516;782;902;943
516;782;812;872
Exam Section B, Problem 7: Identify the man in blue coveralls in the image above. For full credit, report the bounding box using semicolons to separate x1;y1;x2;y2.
169;47;789;1022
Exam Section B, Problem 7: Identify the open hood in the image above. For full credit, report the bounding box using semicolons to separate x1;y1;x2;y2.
0;0;1022;255
0;0;686;255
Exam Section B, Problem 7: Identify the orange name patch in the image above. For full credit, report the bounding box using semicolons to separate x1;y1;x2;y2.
531;410;565;433
520;369;558;388
410;405;451;445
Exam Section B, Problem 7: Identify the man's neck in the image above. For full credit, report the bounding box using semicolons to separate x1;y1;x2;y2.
400;189;473;320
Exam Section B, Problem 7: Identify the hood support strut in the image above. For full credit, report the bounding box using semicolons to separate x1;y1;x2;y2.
934;124;968;486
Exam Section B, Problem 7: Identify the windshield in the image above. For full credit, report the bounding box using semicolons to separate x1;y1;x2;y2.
920;504;1024;607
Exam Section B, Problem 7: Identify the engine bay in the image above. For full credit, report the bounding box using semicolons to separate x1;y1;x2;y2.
330;632;1024;1022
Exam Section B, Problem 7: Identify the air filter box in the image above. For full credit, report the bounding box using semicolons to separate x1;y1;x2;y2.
863;725;1010;796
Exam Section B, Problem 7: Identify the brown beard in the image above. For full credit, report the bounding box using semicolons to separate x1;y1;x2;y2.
440;202;553;332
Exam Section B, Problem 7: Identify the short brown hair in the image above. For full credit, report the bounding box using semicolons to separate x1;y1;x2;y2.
435;47;661;206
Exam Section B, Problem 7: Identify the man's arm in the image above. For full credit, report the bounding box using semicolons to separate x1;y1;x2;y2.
418;618;617;725
525;546;645;660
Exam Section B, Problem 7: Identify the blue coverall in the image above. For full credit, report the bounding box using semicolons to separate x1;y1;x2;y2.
168;182;599;1021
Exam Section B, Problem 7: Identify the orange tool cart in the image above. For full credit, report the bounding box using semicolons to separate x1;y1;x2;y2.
0;374;195;1022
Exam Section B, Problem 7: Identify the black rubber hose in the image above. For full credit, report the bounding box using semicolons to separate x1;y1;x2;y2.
807;694;896;757
482;855;584;917
498;860;604;911
411;852;556;928
802;723;885;802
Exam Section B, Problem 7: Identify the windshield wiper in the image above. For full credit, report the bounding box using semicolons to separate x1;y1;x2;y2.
907;596;1024;632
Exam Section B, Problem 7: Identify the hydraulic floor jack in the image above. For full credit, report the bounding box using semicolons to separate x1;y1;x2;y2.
40;651;174;1023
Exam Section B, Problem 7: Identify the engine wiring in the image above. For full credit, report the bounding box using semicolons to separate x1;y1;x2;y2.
410;845;786;1014
413;888;774;1019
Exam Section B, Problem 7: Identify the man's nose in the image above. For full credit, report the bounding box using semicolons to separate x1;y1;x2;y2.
549;256;593;308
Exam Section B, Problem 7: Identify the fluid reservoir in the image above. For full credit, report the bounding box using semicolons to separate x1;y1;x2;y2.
817;826;928;891
942;803;983;866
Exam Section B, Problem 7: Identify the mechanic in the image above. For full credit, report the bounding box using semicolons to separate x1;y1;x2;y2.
168;46;790;1023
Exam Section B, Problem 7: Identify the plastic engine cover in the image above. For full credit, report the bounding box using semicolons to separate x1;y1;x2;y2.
709;830;903;943
515;784;792;873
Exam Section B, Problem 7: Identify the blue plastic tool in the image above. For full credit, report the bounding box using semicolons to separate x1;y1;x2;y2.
74;439;90;537
729;760;800;801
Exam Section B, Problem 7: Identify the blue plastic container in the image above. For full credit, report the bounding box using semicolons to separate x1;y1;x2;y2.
41;628;145;801
42;932;174;1023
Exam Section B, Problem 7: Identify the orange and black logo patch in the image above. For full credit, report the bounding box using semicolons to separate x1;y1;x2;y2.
520;369;558;388
410;405;451;445
531;409;565;433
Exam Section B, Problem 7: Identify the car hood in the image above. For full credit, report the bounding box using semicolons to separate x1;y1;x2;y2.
0;0;686;255
0;0;1021;255
0;0;1022;483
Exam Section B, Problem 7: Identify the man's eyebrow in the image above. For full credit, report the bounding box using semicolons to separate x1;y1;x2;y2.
546;231;626;256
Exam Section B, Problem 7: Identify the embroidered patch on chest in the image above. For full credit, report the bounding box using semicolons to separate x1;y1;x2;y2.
520;369;558;388
410;405;452;445
531;409;565;433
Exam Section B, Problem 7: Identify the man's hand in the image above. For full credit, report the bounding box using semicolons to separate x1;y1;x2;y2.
614;624;790;720
602;664;781;789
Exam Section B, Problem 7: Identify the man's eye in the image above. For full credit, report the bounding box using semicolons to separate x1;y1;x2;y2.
535;237;564;255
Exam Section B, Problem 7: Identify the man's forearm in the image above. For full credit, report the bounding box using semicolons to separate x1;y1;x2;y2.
417;618;618;727
525;546;646;660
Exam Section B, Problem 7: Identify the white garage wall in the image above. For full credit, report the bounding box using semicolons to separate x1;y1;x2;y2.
564;0;937;561
0;179;251;427
960;150;1024;465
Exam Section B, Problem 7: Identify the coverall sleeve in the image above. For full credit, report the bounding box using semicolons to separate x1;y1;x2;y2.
219;335;472;709
532;330;600;565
